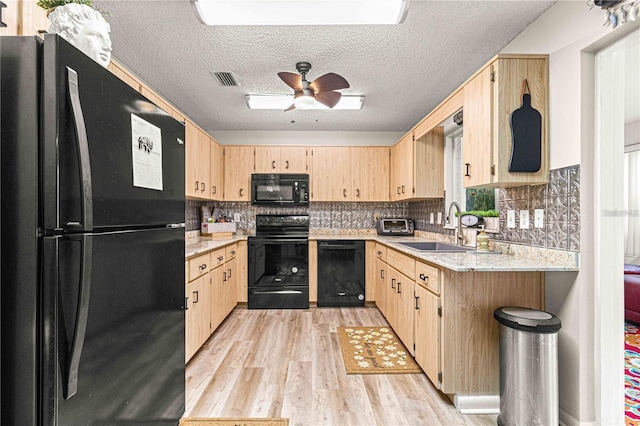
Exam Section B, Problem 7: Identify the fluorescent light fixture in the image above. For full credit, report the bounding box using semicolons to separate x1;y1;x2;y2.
246;94;364;110
192;0;409;25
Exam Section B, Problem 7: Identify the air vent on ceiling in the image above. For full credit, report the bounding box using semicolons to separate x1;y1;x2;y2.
212;71;240;87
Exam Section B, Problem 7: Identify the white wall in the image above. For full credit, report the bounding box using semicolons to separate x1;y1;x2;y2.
501;2;640;424
211;130;403;146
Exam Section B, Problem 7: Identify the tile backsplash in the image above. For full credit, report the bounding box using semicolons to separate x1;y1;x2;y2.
187;165;580;252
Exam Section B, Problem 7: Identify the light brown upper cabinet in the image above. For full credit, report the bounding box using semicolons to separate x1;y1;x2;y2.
254;146;308;174
310;146;389;202
224;146;254;201
1;1;48;36
462;55;549;188
209;140;224;200
390;129;444;201
185;120;211;200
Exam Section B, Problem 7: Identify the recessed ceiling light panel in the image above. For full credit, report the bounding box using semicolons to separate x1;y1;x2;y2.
192;0;409;25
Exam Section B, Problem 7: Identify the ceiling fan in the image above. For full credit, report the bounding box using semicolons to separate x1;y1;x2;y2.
278;62;350;111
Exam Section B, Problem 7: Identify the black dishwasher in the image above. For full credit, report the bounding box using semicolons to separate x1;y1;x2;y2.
317;240;365;307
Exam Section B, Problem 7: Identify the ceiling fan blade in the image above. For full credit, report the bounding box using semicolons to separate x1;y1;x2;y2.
315;91;342;109
278;72;303;91
309;73;350;93
284;104;296;112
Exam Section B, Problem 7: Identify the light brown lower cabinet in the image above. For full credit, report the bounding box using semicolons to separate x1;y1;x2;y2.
414;283;441;389
186;241;245;363
377;244;545;401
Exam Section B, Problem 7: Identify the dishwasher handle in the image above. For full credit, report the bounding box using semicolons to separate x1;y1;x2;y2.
318;241;361;249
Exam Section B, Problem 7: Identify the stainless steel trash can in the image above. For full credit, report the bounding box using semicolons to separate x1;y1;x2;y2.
494;307;561;426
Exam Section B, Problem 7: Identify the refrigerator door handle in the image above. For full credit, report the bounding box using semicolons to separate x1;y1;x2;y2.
63;234;93;400
66;67;93;232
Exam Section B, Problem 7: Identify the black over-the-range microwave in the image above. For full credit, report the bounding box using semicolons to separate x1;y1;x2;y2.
251;174;309;206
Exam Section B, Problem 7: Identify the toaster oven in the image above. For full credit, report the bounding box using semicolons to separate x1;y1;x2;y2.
376;218;414;236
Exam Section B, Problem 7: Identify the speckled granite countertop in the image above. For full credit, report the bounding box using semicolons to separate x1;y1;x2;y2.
186;230;579;272
185;234;248;259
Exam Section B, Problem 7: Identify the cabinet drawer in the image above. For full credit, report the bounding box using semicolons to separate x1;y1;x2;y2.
211;248;226;269
375;243;387;262
387;248;415;278
415;261;440;295
188;252;210;281
225;243;238;261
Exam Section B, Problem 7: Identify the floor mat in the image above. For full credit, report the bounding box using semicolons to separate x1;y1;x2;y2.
337;326;422;374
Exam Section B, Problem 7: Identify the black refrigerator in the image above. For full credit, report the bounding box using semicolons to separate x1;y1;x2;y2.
1;35;186;425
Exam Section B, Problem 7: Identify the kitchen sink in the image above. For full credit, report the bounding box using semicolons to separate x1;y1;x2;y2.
396;241;471;252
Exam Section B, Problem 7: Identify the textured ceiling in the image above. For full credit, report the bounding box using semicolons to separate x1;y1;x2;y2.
92;0;555;135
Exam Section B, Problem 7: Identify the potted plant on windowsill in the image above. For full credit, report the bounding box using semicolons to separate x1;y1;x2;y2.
37;0;112;68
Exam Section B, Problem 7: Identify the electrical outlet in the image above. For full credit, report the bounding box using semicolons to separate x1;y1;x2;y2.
374;213;380;222
519;210;529;229
534;209;544;228
507;210;516;228
233;213;240;222
437;212;442;224
429;212;434;224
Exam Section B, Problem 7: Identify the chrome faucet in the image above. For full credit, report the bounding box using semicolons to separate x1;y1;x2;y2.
447;201;464;246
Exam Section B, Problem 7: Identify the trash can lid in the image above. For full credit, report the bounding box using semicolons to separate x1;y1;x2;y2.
494;307;561;333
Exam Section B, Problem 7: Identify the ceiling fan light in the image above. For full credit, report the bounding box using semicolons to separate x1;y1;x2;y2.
246;95;364;110
293;94;317;110
192;0;409;25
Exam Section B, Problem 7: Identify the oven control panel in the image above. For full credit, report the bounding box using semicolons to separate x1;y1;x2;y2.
256;215;309;228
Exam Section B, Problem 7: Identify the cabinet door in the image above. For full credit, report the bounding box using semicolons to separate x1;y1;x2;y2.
414;285;441;389
352;147;389;201
310;146;349;201
224;146;254;201
210;140;224;200
375;257;387;315
235;241;248;303
254;146;281;173
280;146;308;173
23;1;48;35
396;273;415;355
225;256;238;317
493;57;549;185
198;272;212;345
210;266;226;331
185;121;211;199
391;133;414;201
463;65;494;187
414;127;444;199
385;267;399;330
0;1;20;35
185;280;199;362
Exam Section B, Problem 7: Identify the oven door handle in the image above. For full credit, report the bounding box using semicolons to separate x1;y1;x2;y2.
252;290;305;295
249;238;308;244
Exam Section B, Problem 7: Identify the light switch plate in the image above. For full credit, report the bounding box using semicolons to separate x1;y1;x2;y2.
437;212;442;224
519;210;529;229
507;210;516;228
233;213;240;222
534;209;544;228
429;212;434;224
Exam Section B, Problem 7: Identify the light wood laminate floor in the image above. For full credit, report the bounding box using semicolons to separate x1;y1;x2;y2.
185;307;497;425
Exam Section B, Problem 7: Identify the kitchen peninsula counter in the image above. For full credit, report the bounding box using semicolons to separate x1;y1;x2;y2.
309;231;579;272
